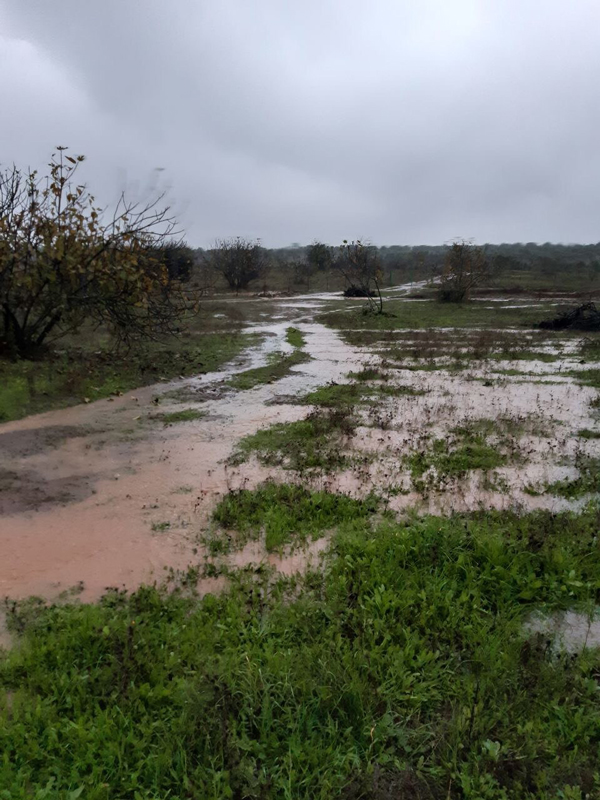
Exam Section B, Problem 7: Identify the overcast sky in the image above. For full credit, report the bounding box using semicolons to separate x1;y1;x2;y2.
1;1;599;248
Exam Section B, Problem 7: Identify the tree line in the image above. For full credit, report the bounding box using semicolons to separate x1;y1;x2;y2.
2;149;599;359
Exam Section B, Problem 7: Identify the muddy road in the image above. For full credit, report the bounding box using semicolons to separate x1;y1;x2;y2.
1;290;599;601
0;293;366;600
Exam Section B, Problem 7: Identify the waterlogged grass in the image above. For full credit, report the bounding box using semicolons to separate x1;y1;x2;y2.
211;483;378;552
228;350;311;391
0;333;254;422
347;367;390;381
568;368;600;389
546;456;600;499
407;436;507;489
301;381;423;408
320;298;551;333
285;326;306;348
2;507;600;797
578;428;600;439
232;409;356;471
152;409;206;424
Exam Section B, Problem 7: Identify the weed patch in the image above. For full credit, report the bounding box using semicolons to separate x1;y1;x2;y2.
2;508;600;797
211;482;378;552
546;456;600;498
232;408;356;471
228;350;310;391
302;381;422;408
0;333;254;422
578;428;600;439
407;432;507;491
285;327;306;348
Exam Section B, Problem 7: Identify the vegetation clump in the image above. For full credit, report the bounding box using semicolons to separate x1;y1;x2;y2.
0;148;190;360
2;507;600;797
211;482;378;552
407;434;507;490
228;349;310;391
546;456;600;499
232;408;357;471
285;326;305;348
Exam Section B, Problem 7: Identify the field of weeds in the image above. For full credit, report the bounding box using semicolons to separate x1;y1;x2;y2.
2;290;600;798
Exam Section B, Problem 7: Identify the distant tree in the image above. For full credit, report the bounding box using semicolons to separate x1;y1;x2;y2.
307;241;334;273
438;239;487;302
0;147;189;359
336;239;384;313
210;237;269;292
158;241;194;282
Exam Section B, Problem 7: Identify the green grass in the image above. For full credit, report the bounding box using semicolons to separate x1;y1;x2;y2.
232;409;356;472
407;436;507;489
568;368;600;389
2;506;600;798
228;350;311;391
300;382;366;407
152;409;207;425
211;483;378;552
285;327;306;348
546;457;600;499
301;381;423;408
151;521;171;532
578;429;600;439
0;333;255;423
320;298;554;333
347;367;389;381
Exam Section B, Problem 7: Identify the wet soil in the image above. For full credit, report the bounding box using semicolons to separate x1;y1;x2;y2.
1;288;599;601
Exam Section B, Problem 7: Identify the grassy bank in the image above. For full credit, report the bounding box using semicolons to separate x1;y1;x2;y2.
0;332;255;423
2;501;600;798
320;298;557;333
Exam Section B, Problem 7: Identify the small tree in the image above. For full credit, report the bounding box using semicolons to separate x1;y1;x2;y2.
0;148;189;358
307;241;334;273
210;237;268;293
438;239;487;302
336;239;384;313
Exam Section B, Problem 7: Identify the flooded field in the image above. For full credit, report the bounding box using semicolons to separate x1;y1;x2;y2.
1;288;599;600
3;288;600;799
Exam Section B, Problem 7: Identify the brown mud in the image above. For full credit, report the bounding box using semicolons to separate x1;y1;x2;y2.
1;289;599;601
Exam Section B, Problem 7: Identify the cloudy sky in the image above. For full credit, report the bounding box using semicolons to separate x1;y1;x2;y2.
1;0;599;247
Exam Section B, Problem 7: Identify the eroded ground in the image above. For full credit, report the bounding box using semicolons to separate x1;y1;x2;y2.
1;289;599;601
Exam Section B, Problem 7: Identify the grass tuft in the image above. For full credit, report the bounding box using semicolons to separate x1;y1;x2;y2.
211;482;378;552
232;408;357;471
228;350;310;391
2;507;600;797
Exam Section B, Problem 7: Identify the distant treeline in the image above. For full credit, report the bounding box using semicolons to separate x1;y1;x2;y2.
186;241;600;294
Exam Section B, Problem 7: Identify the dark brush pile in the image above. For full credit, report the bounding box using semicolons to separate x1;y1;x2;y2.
538;302;600;331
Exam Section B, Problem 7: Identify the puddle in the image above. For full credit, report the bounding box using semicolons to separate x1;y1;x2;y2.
525;610;600;653
1;285;598;601
0;314;364;600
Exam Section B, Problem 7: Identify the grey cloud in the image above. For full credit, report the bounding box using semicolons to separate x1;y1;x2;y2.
1;0;599;246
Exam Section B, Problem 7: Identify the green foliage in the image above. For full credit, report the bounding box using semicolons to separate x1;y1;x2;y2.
285;327;305;348
321;298;553;332
0;148;187;358
228;350;310;391
546;457;600;499
0;333;251;422
407;435;507;489
578;429;600;439
212;483;378;552
2;507;600;798
568;368;600;389
232;409;356;471
301;381;421;408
